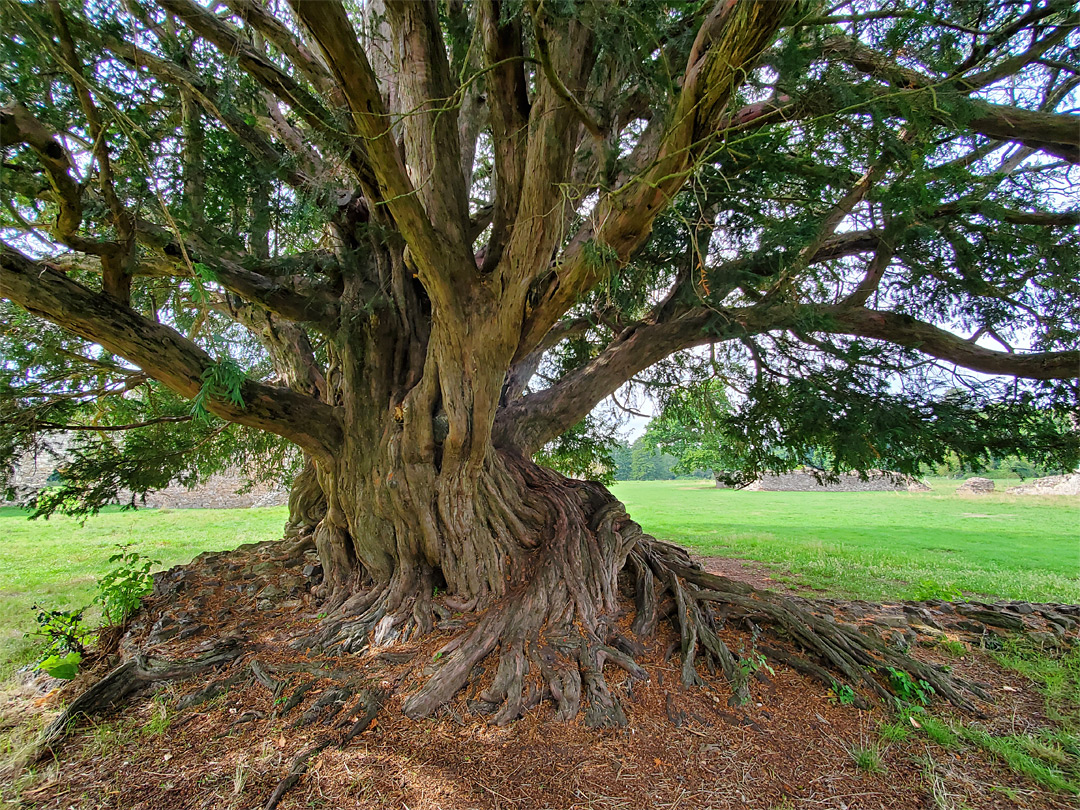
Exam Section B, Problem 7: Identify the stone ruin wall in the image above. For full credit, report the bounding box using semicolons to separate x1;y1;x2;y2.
3;435;288;509
131;475;288;509
721;469;930;492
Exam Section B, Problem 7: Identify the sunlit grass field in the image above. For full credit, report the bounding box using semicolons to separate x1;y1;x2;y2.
1;478;1077;674
612;478;1079;604
0;505;288;675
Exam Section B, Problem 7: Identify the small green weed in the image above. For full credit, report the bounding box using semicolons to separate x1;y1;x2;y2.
887;667;935;706
878;720;911;743
829;682;857;706
938;639;967;656
845;740;886;774
738;650;775;680
27;604;91;680
921;715;959;748
143;699;172;736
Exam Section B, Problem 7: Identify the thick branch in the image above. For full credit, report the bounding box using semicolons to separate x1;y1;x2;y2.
94;30;316;192
157;0;375;189
478;0;529;272
1;248;342;459
826;307;1080;380
514;0;794;359
0;104;121;259
820;37;1080;163
131;219;340;326
385;0;472;249
497;307;744;453
962;99;1080;164
47;0;135;303
289;0;475;306
499;295;1079;453
218;0;337;95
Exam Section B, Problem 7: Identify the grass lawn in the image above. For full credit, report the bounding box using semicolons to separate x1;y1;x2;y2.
612;478;1080;604
0;505;286;676
1;479;1077;675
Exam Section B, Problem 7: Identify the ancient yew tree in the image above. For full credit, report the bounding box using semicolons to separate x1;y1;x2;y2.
2;0;1078;725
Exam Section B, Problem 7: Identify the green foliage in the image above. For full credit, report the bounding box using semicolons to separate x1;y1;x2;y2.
628;437;684;481
710;374;1079;486
39;652;82;681
643;380;749;480
191;359;247;421
887;667;935;707
829;682;857;706
28;604;89;681
534;413;620;484
96;544;159;627
28;605;90;657
27;544;158;680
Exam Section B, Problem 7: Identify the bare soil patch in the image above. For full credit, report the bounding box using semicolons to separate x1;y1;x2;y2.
693;554;804;595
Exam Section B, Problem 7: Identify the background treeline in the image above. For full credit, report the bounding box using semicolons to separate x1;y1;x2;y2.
610;437;1069;483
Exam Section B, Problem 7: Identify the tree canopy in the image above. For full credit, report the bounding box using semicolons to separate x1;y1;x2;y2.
3;0;1076;511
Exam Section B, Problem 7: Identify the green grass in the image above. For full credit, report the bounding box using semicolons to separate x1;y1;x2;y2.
611;479;1080;603
990;638;1080;729
878;720;912;743
845;740;886;774
0;505;286;675
1;478;1077;675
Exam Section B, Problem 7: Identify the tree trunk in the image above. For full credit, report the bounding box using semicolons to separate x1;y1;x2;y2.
298;310;981;726
258;229;984;726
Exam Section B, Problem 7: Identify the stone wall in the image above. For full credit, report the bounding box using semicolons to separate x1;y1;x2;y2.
1006;473;1080;497
3;433;288;509
133;474;288;509
724;469;930;492
2;435;73;505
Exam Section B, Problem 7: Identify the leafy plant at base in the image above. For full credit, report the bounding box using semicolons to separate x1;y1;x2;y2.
27;604;90;680
887;666;935;707
96;544;159;627
28;545;158;680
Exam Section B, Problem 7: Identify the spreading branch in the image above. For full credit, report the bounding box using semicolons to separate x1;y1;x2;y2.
1;248;343;459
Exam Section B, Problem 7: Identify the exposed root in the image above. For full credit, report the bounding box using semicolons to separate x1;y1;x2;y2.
294;464;989;726
264;688;385;810
35;638;244;759
634;538;984;712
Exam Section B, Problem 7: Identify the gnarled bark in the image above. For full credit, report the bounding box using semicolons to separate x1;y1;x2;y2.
298;437;982;726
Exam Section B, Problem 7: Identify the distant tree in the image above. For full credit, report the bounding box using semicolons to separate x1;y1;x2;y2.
643;381;749;481
611;442;633;482
628;437;680;481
